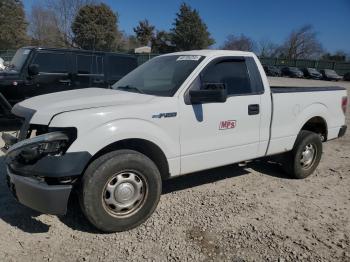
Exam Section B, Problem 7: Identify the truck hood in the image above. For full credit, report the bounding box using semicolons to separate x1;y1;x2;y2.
0;69;20;78
13;88;155;124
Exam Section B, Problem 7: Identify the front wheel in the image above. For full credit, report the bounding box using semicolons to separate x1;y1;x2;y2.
282;130;322;179
79;150;162;232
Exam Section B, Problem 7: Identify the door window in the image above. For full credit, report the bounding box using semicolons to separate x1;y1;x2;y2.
201;60;252;95
108;56;137;79
76;54;103;75
32;52;67;73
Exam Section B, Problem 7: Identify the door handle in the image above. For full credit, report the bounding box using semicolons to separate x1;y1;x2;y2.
92;79;104;84
248;104;260;115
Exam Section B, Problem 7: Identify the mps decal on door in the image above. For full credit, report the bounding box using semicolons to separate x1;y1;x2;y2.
219;120;236;130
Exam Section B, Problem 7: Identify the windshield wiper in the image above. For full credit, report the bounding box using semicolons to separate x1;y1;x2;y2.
116;85;144;94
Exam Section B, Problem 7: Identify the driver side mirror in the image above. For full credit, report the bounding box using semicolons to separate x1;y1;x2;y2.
28;64;39;76
189;83;227;104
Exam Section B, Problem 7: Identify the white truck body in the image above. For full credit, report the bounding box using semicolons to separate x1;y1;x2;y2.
2;50;347;231
12;50;346;176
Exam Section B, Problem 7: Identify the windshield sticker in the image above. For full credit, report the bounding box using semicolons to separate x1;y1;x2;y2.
23;50;30;55
177;55;201;61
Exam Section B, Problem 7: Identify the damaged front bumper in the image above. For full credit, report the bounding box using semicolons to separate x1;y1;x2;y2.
3;132;91;215
6;168;72;215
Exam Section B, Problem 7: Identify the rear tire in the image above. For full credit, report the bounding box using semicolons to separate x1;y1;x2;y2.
79;150;162;232
282;130;322;179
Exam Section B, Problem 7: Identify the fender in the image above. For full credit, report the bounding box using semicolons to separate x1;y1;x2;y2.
66;118;179;158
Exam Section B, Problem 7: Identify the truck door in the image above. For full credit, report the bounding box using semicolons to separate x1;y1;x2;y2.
73;54;105;89
30;51;72;96
179;57;263;174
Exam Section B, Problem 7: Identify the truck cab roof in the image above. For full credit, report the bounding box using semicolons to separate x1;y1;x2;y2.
161;49;255;58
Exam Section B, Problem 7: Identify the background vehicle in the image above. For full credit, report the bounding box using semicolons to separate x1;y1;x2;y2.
0;57;4;70
263;65;281;76
281;67;304;78
320;69;342;81
0;47;138;107
2;50;347;232
344;72;350;81
301;68;322;79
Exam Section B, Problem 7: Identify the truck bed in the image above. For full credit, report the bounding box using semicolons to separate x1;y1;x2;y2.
267;86;347;155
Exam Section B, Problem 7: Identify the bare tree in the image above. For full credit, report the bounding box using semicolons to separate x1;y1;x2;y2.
221;34;255;52
321;50;347;61
29;4;65;47
258;38;281;57
46;0;98;46
282;25;323;59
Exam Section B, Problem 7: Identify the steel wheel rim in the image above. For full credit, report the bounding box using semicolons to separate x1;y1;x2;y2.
102;171;147;217
300;143;317;169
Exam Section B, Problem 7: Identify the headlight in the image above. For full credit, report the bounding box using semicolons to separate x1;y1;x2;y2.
6;132;69;164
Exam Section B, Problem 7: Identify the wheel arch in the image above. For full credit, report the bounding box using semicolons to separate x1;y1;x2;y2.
87;138;170;180
300;116;328;141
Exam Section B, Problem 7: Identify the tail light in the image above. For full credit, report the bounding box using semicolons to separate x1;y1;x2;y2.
342;96;348;114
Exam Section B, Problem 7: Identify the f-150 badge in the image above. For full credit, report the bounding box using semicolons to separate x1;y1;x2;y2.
152;112;177;119
219;120;236;130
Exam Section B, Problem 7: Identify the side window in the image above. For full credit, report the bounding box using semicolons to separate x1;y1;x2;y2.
32;52;67;73
76;55;104;75
108;56;137;80
201;60;252;95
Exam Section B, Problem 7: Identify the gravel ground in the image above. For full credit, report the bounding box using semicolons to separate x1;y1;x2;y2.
0;77;349;262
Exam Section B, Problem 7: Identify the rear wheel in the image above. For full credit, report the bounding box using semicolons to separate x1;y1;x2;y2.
282;130;322;179
79;150;162;232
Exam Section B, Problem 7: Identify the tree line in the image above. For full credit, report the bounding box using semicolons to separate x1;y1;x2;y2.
0;0;348;61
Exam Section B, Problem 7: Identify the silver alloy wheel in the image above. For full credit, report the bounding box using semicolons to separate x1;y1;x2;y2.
102;171;147;217
300;144;316;169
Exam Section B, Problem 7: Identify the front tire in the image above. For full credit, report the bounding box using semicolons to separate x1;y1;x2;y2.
282;130;322;179
79;150;162;232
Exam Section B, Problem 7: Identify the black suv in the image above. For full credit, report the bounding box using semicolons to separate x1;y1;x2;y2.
0;47;138;107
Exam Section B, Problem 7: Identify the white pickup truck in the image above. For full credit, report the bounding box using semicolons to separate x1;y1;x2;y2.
2;50;348;232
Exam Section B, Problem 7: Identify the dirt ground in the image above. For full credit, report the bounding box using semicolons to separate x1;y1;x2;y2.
0;77;349;262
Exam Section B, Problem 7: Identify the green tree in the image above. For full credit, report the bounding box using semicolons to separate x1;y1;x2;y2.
171;3;214;51
71;3;121;51
151;31;175;54
0;0;28;49
133;19;155;46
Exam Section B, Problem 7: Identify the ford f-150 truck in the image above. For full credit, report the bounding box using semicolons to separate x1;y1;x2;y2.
2;50;348;232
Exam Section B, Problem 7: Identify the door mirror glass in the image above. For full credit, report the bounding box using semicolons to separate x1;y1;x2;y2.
189;83;227;104
28;64;39;76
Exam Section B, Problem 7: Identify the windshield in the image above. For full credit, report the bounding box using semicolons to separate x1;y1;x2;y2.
112;55;204;96
8;48;31;71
